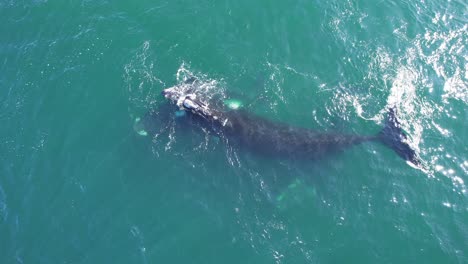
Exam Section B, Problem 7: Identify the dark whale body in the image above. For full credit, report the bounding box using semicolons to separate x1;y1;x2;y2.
201;109;373;159
140;81;420;166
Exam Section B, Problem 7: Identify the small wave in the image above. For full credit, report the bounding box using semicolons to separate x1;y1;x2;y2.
0;183;7;222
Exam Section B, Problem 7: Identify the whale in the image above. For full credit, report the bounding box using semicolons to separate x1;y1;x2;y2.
138;79;420;166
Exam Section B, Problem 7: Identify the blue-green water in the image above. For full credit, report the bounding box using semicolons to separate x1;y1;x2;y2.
1;0;467;263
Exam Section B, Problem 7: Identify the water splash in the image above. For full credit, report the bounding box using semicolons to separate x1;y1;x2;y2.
175;62;227;103
324;2;468;198
417;24;468;103
123;41;165;116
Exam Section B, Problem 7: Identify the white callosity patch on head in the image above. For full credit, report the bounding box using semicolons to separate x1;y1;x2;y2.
182;95;199;110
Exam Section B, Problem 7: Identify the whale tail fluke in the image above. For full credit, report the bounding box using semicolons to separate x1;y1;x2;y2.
378;108;420;166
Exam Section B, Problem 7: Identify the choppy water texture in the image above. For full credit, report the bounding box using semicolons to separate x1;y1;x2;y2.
1;0;467;263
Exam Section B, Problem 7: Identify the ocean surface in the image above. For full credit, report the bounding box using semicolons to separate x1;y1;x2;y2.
1;0;467;263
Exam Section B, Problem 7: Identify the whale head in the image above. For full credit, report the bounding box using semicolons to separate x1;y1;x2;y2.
162;82;223;123
162;85;199;110
162;85;186;103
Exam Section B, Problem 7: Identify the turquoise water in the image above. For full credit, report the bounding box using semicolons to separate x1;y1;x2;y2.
1;0;467;263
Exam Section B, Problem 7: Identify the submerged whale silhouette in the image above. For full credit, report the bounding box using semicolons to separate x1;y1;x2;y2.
139;79;420;166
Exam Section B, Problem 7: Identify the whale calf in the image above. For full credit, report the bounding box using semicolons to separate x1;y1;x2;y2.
139;79;420;166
